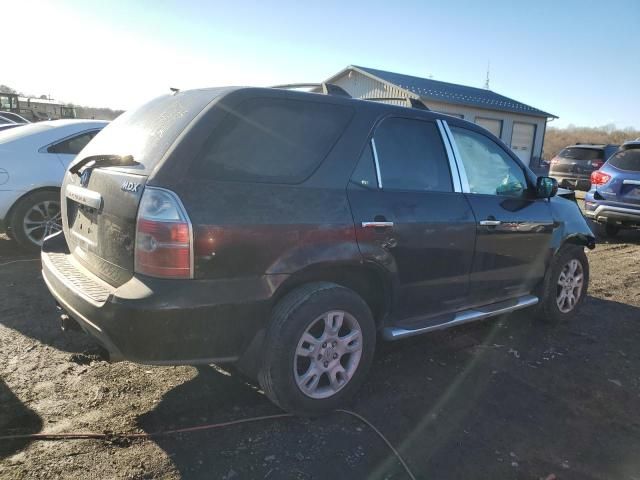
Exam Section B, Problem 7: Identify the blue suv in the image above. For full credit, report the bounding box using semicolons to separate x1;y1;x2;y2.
585;141;640;237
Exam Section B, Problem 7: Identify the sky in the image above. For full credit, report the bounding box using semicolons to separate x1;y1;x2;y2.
4;0;639;128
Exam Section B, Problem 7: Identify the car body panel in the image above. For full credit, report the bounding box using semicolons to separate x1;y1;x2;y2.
464;193;554;304
41;87;593;365
0;120;107;228
584;146;640;228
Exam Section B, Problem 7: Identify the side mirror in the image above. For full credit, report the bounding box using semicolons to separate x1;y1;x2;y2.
536;176;558;198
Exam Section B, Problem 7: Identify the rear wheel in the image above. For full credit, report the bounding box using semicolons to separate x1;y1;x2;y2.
9;191;61;251
534;245;589;325
258;282;376;415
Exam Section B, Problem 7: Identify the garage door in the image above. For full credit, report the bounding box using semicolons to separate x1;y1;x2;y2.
511;122;536;165
475;117;502;138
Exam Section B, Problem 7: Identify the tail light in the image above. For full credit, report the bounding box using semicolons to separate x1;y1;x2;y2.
590;170;611;186
135;187;193;279
590;159;604;169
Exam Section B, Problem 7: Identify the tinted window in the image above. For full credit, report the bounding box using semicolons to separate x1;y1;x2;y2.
350;143;378;189
77;88;232;173
195;97;353;184
608;149;640;171
374;118;452;192
558;147;602;161
451;126;527;197
48;131;99;155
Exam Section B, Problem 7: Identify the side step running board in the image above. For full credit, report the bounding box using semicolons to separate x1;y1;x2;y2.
382;294;538;341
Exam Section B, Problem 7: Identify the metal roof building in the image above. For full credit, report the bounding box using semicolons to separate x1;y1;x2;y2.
323;65;557;167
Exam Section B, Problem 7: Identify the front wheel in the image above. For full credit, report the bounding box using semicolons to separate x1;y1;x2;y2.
534;245;589;325
258;282;376;415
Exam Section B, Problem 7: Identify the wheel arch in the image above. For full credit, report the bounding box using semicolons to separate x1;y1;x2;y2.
271;262;393;328
236;261;393;378
5;186;61;231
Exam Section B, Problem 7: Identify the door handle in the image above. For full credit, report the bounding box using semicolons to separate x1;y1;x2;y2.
479;220;502;226
362;222;394;228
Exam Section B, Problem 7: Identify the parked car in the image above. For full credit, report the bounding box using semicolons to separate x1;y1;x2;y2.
584;140;640;237
0;123;24;132
550;143;618;191
0;119;108;250
0;111;30;124
41;87;594;415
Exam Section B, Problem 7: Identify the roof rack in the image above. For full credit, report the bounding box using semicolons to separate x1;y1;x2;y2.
361;97;430;111
271;83;351;98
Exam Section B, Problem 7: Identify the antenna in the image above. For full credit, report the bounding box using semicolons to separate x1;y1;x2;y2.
484;61;490;90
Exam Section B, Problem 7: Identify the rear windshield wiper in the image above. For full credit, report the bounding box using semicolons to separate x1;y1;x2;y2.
69;154;139;176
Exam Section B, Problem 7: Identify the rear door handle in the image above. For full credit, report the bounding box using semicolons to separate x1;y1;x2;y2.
479;220;502;226
362;221;394;228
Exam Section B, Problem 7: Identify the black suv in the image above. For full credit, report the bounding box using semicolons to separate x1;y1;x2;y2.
550;143;619;191
42;86;595;414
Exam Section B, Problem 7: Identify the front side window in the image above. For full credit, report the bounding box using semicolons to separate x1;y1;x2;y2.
48;131;98;155
450;126;527;197
374;117;452;192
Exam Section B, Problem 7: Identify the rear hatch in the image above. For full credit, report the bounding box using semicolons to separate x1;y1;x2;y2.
61;89;228;287
551;147;604;176
598;148;640;207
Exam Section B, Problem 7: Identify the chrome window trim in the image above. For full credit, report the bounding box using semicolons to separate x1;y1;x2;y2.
441;121;471;193
436;119;462;193
370;138;383;189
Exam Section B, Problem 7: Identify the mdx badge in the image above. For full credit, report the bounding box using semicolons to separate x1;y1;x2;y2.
121;181;141;193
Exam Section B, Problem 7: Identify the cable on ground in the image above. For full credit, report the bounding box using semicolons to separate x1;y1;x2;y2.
0;409;415;479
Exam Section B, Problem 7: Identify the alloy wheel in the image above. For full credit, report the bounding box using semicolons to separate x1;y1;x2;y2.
293;310;363;399
556;258;584;313
22;200;62;246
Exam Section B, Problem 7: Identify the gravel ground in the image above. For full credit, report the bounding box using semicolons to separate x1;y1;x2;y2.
1;227;640;480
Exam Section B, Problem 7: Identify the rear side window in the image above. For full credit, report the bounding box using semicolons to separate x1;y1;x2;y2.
194;98;353;184
558;147;602;161
48;130;99;155
608;149;640;171
374;117;452;192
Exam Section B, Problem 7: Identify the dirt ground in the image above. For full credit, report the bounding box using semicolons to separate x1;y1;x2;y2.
1;224;640;480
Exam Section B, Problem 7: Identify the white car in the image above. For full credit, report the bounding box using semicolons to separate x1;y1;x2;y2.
0;120;108;250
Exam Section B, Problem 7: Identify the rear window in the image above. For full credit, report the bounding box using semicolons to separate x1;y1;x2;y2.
193;97;353;184
558;147;602;161
608;149;640;171
76;88;231;173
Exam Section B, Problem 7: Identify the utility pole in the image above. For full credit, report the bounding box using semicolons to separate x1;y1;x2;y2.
484;61;490;90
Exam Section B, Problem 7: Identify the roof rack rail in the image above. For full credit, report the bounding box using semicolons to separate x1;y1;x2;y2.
361;97;430;111
271;83;351;98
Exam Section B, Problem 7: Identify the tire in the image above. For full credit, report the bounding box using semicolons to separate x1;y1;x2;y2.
533;245;589;325
9;190;62;251
597;223;620;238
258;282;376;415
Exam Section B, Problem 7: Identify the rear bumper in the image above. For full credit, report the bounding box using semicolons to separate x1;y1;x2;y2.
41;232;286;365
584;204;640;224
550;174;591;191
